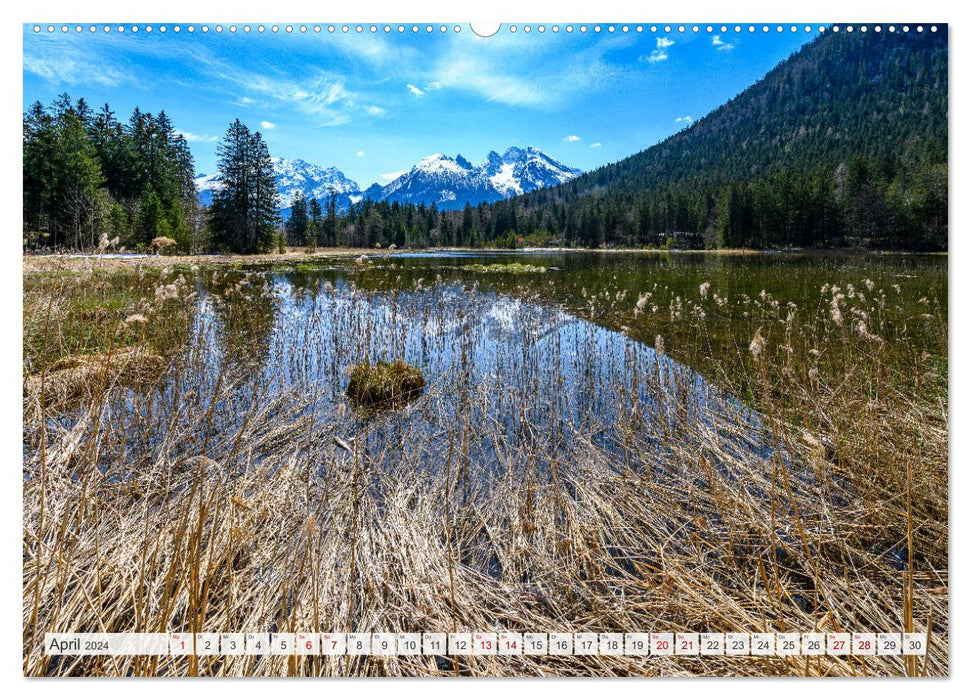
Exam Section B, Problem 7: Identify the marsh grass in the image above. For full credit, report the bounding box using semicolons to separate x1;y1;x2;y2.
22;253;947;677
23;346;166;414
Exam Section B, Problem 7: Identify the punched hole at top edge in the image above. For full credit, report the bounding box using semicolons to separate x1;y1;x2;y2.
470;23;501;38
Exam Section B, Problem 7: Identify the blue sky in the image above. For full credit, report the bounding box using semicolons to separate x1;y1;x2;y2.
23;24;816;188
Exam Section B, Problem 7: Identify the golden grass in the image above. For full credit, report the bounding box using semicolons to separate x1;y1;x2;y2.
23;346;166;415
22;256;947;677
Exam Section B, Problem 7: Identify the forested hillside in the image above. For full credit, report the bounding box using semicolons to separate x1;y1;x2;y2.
336;28;948;251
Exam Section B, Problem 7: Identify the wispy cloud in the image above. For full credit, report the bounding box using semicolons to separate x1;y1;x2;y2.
379;170;407;182
260;120;276;130
436;59;548;105
404;81;441;97
252;75;358;125
675;115;694;123
24;46;129;88
329;34;394;65
356;150;365;157
563;135;581;142
640;37;675;64
185;47;379;127
176;130;218;143
589;142;602;148
428;32;627;108
712;35;735;51
365;105;386;116
238;74;364;126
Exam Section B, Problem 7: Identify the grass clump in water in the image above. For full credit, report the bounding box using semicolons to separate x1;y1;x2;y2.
464;262;547;274
23;346;167;414
346;359;425;410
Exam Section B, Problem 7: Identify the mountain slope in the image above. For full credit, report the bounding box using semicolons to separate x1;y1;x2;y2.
484;147;581;197
370;153;498;209
499;28;947;250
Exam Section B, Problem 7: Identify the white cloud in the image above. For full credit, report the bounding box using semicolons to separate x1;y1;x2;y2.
422;30;624;108
640;37;675;64
239;74;360;126
328;34;394;65
407;84;424;96
675;116;694;123
563;135;581;142
24;51;127;88
365;105;386;116
176;130;218;143
356;150;365;157
712;35;735;51
111;41;380;127
379;170;407;182
260;120;276;130
189;52;372;126
436;59;548;105
589;142;602;148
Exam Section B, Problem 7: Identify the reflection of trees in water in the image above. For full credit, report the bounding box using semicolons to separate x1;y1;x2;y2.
204;269;280;371
277;268;321;305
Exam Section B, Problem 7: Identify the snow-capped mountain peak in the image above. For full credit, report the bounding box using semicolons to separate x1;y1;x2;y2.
412;153;475;176
269;157;360;204
369;146;580;210
482;146;580;197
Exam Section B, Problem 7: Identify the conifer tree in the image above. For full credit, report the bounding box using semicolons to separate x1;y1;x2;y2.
308;197;323;249
285;193;309;247
209;120;279;253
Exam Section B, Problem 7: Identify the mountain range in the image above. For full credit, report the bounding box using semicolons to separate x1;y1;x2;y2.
194;147;580;217
362;147;581;209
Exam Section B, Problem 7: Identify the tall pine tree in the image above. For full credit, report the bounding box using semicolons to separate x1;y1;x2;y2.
209;120;279;253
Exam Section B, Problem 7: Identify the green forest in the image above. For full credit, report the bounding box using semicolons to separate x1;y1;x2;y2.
23;28;948;253
23;96;198;251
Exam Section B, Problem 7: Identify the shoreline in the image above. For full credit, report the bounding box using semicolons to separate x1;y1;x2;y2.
22;246;948;272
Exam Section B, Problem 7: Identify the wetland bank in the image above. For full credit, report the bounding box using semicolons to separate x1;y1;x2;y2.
23;250;947;677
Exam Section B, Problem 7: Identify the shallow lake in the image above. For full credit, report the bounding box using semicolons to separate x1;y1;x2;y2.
166;250;944;483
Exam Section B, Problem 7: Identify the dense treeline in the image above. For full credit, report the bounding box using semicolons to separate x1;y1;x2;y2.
283;192;338;250
21;99;288;254
23;94;198;251
322;28;947;251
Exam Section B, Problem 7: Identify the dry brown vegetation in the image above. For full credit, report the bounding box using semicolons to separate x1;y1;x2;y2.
22;254;947;677
23;346;166;415
346;360;426;410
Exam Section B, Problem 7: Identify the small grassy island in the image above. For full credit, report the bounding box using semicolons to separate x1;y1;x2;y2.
463;262;548;274
345;359;426;410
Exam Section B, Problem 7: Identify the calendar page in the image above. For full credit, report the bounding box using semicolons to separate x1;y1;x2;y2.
21;13;948;680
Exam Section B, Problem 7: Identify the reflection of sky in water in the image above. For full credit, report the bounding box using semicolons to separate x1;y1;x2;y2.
181;271;781;486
